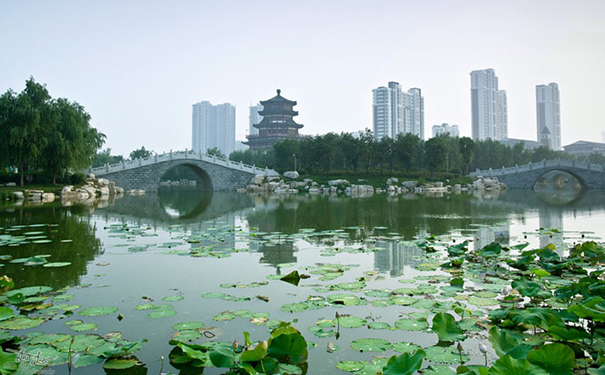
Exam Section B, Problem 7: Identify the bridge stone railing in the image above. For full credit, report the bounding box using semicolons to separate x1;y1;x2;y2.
89;149;279;177
470;158;605;178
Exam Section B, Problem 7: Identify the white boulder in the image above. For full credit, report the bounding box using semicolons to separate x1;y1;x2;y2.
283;171;299;179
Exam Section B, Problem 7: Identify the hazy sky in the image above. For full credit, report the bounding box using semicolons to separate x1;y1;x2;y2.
1;0;604;156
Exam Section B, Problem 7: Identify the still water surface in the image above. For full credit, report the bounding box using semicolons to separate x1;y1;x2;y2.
1;187;604;374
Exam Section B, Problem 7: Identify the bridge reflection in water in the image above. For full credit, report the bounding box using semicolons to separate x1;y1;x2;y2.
92;187;605;273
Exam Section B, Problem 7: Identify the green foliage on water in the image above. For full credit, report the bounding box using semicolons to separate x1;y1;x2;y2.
3;207;605;375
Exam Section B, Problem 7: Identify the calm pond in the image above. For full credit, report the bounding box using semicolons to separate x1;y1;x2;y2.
1;187;604;374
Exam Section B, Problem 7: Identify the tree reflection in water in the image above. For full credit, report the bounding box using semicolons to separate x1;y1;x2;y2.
0;204;102;289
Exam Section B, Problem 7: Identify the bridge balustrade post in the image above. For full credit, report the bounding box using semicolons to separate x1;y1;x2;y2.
154;154;157;163
199;151;202;159
122;161;125;169
185;148;188;158
265;166;269;176
253;165;257;173
588;163;591;170
240;161;243;170
529;161;532;170
170;150;172;160
515;164;518;173
139;157;142;166
543;159;546;168
572;160;576;167
105;163;109;172
213;155;217;162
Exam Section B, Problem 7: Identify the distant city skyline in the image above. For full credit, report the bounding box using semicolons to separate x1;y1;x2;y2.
432;123;459;138
1;1;604;155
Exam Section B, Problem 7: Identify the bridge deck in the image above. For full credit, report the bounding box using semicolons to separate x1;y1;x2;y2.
470;159;605;189
89;150;279;177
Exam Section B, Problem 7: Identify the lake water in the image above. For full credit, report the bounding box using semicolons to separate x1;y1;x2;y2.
1;187;604;374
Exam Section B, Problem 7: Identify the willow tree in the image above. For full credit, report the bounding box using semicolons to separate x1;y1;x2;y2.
0;78;51;186
43;98;105;184
0;77;105;185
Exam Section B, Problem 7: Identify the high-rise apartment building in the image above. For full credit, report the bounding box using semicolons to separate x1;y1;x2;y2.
372;82;424;140
432;123;460;138
470;69;508;141
191;101;236;157
536;83;561;150
248;103;263;136
407;88;425;140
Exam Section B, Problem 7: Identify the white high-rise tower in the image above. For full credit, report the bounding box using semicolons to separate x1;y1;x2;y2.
471;69;508;141
191;101;236;157
536;83;561;150
248;103;263;136
372;82;424;140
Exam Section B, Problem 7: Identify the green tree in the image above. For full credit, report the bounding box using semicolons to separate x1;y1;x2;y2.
395;133;422;171
587;152;605;165
43;98;105;184
129;146;153;160
93;148;124;168
459;137;475;175
377;136;396;172
0;78;52;186
273;139;300;173
360;129;375;173
530;146;556;163
511;143;530;166
338;132;361;172
425;137;448;173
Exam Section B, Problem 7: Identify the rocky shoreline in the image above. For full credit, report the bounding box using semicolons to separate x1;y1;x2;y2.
241;172;506;198
3;174;127;206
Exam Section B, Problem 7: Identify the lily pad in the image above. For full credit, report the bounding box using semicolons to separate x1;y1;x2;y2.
79;306;119;316
163;295;184;302
337;316;367;328
395;318;429;331
43;262;72;268
424;346;470;364
103;358;139;369
135;304;155;310
350;338;392;352
0;317;44;330
148;309;177;319
173;321;205;331
71;323;98;332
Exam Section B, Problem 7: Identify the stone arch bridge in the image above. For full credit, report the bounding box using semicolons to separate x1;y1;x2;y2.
89;150;279;191
470;159;605;189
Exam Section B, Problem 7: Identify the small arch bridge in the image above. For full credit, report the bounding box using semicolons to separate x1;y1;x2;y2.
89;150;279;191
470;159;605;190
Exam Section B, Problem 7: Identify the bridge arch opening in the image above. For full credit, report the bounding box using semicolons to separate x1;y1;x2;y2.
533;169;585;204
159;163;214;191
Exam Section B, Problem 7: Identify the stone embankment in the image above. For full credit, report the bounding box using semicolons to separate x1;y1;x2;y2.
240;172;506;198
5;174;127;206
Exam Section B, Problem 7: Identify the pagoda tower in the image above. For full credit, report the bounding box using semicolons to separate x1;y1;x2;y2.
245;89;304;149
